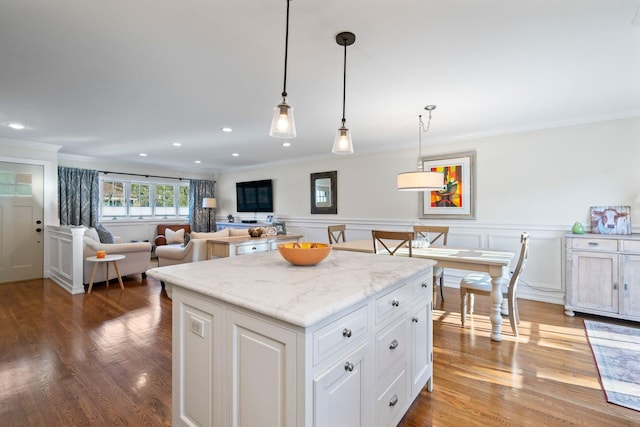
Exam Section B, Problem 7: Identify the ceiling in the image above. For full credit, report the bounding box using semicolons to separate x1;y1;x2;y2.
1;0;639;174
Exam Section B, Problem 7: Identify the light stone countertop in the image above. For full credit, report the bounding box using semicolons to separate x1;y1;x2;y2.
146;250;435;328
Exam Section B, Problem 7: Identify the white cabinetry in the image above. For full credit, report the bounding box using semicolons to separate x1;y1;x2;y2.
170;271;432;427
565;233;640;321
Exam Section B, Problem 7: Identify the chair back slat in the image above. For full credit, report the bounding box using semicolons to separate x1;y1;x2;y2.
372;230;414;256
328;225;346;244
508;232;530;302
413;225;449;245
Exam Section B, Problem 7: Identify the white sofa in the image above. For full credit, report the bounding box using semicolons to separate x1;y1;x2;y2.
83;228;153;285
155;228;249;267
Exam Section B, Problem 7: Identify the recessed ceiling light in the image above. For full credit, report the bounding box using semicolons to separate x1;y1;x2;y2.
221;127;232;133
8;122;25;130
139;153;147;157
282;142;291;147
172;142;182;147
194;160;201;164
232;153;239;157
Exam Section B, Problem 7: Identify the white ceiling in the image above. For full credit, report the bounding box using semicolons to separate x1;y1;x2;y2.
1;0;639;174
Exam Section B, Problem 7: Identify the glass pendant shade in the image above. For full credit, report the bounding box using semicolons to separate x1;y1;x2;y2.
397;170;444;191
332;125;353;154
269;98;296;138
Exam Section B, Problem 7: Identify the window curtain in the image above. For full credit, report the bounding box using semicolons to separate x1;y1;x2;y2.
189;179;216;232
58;167;99;226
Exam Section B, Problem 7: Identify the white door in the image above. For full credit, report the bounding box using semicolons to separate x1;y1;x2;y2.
0;162;44;283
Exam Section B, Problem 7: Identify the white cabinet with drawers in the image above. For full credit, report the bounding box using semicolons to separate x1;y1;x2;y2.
565;233;640;321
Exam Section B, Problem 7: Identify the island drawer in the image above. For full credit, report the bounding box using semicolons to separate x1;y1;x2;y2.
375;285;408;324
376;366;408;427
375;315;408;381
235;242;269;255
313;305;368;366
409;273;432;302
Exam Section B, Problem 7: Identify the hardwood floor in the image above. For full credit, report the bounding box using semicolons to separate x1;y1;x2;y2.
1;277;638;426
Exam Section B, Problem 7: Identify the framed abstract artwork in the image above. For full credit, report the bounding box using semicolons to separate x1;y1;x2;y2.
419;151;476;219
590;206;631;235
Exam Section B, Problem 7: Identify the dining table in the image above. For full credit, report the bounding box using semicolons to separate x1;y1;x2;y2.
331;239;515;341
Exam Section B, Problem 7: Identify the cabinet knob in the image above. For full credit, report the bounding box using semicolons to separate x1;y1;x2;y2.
421;282;428;288
344;361;354;372
412;316;419;323
389;339;399;350
389;394;398;407
251;247;257;250
391;299;400;307
342;328;352;338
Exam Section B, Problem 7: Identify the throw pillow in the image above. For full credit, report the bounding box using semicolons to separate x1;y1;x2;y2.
165;228;185;244
95;223;115;244
84;227;101;242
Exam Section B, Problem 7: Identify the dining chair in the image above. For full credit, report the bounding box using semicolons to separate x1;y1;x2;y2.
459;231;530;336
413;225;449;303
371;230;413;257
328;225;347;244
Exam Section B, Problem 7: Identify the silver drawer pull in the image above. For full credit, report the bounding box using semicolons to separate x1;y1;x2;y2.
389;394;398;407
614;282;618;290
389;339;399;350
342;328;352;338
588;242;599;246
344;362;354;372
391;299;400;307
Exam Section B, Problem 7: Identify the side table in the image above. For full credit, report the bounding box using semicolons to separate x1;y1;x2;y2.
86;254;126;293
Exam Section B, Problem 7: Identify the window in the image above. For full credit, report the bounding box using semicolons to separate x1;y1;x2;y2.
99;176;190;219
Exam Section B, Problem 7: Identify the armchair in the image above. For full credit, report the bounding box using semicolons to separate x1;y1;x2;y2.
155;224;192;246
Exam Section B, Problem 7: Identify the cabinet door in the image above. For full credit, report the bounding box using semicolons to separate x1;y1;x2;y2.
410;300;432;399
174;293;223;427
313;343;371;427
570;251;618;314
227;310;297;427
621;255;640;320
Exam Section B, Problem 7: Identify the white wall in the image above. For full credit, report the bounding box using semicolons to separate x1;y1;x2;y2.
215;117;640;305
217;117;640;225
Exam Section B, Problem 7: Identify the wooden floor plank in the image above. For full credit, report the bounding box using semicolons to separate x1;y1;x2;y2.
1;277;639;426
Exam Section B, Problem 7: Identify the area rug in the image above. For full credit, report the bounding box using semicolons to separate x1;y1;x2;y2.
584;319;640;412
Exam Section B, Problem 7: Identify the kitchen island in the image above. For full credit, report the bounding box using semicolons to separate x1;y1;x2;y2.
147;249;435;427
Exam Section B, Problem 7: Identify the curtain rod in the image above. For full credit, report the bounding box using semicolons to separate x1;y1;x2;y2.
100;170;189;181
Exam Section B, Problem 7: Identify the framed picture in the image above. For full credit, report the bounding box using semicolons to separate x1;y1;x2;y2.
266;214;274;224
272;221;286;235
419;151;476;219
590;206;631;235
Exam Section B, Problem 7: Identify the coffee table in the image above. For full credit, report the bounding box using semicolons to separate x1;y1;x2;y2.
86;254;126;293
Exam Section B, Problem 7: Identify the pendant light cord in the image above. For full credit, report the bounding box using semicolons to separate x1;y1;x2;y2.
341;40;347;125
282;0;291;98
417;109;433;171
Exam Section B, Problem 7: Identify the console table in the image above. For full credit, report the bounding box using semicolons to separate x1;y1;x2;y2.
207;234;302;258
216;221;270;231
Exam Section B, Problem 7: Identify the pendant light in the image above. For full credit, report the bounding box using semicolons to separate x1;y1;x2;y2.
397;105;445;191
269;0;296;139
332;31;356;154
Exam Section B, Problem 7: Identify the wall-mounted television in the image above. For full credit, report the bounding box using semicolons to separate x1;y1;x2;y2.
236;179;273;213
